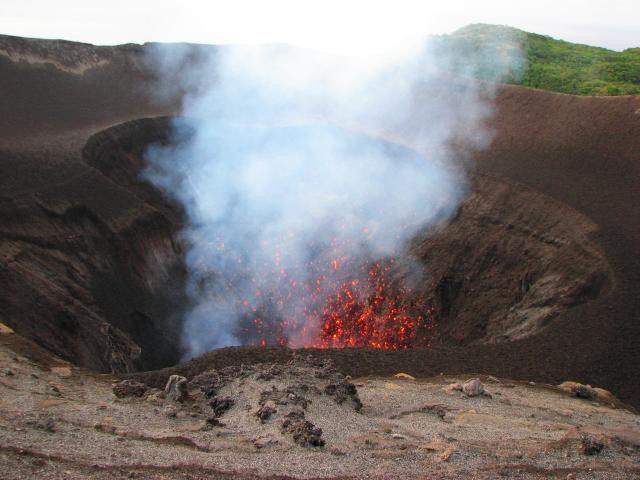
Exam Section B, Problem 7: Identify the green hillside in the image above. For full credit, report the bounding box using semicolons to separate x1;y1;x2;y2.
439;24;640;96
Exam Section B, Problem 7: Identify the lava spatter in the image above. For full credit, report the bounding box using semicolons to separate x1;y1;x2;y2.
229;231;436;349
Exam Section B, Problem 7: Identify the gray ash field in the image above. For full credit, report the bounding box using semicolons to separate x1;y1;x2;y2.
1;334;639;479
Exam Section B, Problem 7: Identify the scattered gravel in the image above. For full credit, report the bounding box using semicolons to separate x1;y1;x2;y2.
1;348;639;479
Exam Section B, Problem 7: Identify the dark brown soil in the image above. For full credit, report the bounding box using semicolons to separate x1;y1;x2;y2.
1;35;639;409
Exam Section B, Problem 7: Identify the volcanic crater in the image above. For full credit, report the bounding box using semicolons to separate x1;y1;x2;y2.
2;33;640;480
0;114;610;374
1;34;639;408
116;119;611;357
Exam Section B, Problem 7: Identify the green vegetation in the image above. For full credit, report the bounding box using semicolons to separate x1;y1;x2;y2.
439;24;640;96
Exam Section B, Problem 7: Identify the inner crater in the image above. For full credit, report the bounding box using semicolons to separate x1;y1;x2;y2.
1;116;610;373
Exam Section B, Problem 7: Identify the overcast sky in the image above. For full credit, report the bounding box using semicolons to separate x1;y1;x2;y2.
1;0;638;54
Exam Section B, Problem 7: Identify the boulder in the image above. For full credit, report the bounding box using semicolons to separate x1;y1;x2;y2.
164;375;188;402
461;378;490;397
558;382;616;403
210;396;234;417
581;434;605;455
280;410;324;447
112;379;147;398
256;400;277;423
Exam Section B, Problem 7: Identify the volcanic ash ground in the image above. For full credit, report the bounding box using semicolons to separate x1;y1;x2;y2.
1;335;640;479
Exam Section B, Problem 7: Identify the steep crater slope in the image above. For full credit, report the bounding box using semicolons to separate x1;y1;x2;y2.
414;174;609;345
0;119;186;373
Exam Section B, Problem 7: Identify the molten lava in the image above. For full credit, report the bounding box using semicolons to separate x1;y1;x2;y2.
231;232;436;350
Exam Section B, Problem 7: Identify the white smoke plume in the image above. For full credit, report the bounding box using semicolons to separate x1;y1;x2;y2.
143;33;520;358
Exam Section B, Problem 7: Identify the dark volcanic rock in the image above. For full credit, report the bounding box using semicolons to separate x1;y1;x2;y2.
324;379;362;411
259;385;311;410
34;416;56;433
205;417;225;428
210;396;235;417
256;401;277;423
461;378;491;398
572;385;598;400
281;410;325;447
581;435;605;455
113;379;147;398
190;369;223;398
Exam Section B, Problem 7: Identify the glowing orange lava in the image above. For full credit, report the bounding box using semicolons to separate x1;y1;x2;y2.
234;233;436;349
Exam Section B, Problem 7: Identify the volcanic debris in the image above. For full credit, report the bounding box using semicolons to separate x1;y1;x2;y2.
571;384;598;400
447;378;491;398
112;379;147;398
280;409;325;447
164;375;189;402
28;415;56;433
324;379;363;411
209;396;235;417
113;356;362;448
581;434;605;455
256;400;277;423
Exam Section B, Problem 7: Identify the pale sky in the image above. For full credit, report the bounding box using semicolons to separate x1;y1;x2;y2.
1;0;638;54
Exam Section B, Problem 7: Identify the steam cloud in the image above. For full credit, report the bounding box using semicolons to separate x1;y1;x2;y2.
144;35;520;357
